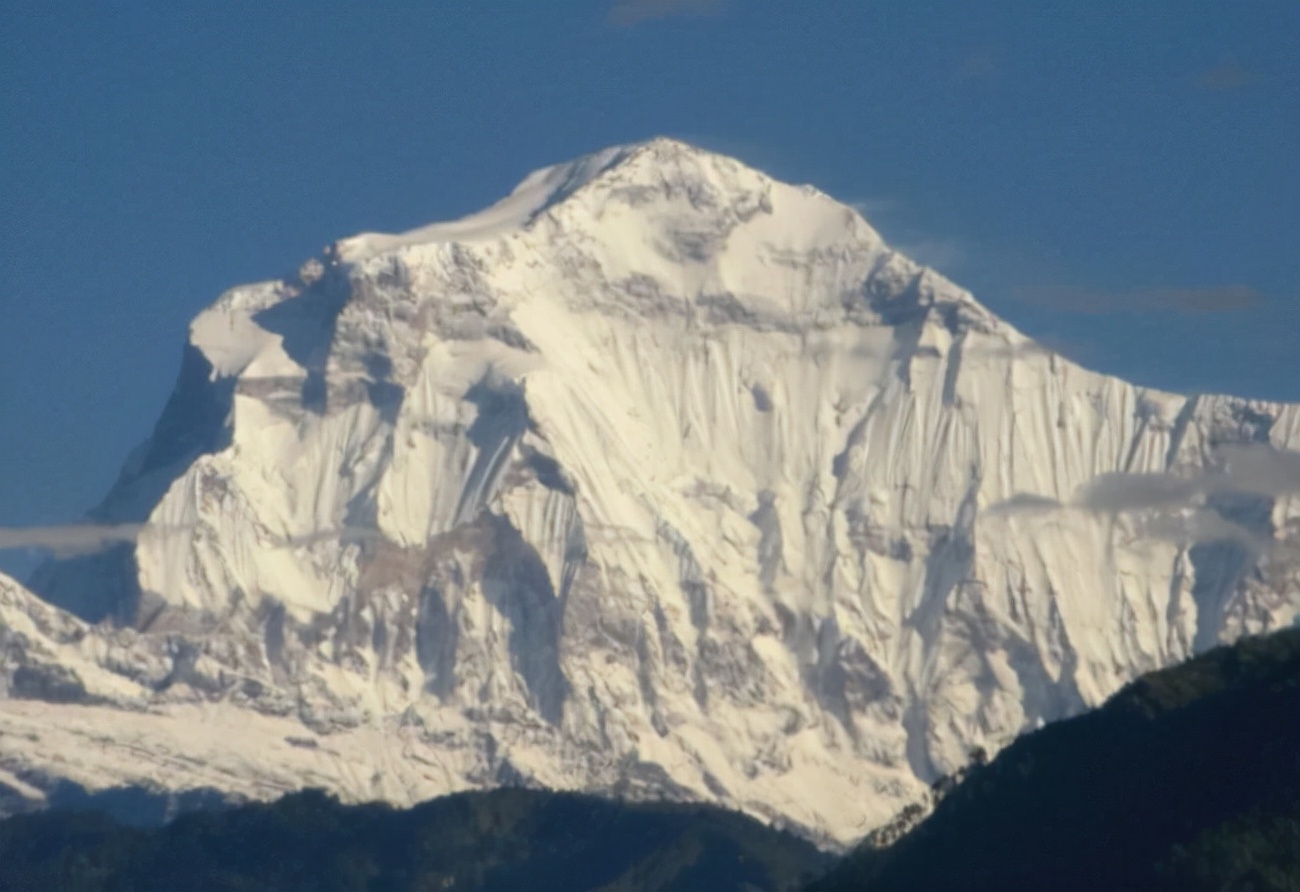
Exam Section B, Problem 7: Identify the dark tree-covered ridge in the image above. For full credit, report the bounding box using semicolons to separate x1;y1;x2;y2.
0;786;832;892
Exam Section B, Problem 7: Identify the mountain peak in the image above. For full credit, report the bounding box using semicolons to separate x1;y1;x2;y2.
10;139;1299;848
332;137;836;265
325;136;1000;346
332;138;699;263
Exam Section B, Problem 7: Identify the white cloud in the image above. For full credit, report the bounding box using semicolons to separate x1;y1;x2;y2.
893;237;966;272
1136;509;1271;552
1009;284;1265;315
985;493;1063;517
846;197;966;273
0;523;189;558
1074;472;1201;514
1209;443;1300;496
985;445;1300;551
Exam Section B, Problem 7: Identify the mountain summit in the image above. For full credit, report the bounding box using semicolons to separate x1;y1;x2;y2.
3;138;1298;844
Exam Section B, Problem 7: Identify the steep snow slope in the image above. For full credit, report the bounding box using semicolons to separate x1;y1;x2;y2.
4;139;1299;845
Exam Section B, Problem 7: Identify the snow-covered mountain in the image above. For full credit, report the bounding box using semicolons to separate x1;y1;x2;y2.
3;138;1298;845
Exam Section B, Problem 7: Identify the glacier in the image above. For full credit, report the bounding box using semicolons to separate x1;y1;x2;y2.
2;137;1298;846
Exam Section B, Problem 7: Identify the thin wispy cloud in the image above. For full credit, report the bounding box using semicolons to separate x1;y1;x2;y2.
848;198;897;220
0;522;387;557
1009;284;1266;316
1075;472;1201;514
1137;509;1270;554
1211;443;1300;497
965;340;1061;362
0;523;190;557
848;198;967;273
984;493;1062;518
838;334;1061;367
607;0;725;27
1198;61;1261;92
956;47;1000;82
894;237;966;272
987;443;1300;549
667;133;783;172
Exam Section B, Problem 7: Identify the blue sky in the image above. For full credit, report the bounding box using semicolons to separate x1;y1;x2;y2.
1;1;1297;576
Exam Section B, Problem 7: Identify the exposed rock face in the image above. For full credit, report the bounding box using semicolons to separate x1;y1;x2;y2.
3;139;1299;845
